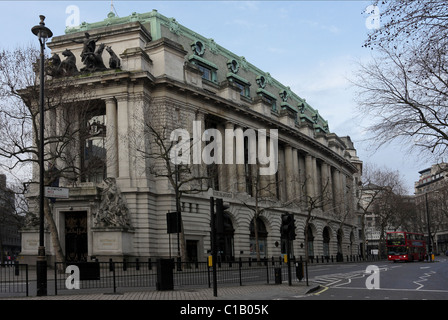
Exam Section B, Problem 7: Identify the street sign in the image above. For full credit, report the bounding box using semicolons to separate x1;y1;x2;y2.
44;186;69;199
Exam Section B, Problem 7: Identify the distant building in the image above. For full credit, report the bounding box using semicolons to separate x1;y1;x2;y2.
0;174;21;261
359;183;398;256
415;163;448;254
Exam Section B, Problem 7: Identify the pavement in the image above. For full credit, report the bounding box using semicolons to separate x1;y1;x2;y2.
1;281;320;300
0;283;321;319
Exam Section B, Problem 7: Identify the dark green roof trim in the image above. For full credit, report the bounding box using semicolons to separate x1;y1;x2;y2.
256;88;277;100
188;55;218;70
281;102;297;113
226;73;251;86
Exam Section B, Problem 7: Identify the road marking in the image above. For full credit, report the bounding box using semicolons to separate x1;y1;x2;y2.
330;286;448;293
312;286;329;295
413;271;435;290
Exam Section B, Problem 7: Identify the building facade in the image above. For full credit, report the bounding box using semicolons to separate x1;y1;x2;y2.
20;10;362;264
415;164;448;254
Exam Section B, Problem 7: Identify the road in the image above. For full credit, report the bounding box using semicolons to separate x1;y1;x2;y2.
288;258;448;300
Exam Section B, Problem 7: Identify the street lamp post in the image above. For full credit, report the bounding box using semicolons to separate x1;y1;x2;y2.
425;192;433;262
31;15;52;297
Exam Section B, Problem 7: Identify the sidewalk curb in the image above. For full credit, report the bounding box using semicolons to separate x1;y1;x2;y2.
304;284;321;295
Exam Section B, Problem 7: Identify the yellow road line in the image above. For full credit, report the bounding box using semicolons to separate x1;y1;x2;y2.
313;286;329;295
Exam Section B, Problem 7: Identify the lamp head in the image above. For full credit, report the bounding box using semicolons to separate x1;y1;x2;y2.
31;15;53;44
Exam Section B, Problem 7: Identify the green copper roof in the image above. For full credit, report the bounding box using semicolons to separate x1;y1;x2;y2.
65;10;329;133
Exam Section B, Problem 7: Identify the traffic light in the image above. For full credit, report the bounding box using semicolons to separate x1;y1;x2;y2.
215;198;229;234
281;213;296;240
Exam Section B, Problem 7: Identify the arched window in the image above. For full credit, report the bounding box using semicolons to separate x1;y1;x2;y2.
250;217;268;258
323;227;331;258
337;229;343;253
307;225;314;258
218;212;235;261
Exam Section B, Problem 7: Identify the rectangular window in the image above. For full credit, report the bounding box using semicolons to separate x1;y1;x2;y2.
266;97;277;112
198;64;211;81
197;64;217;83
189;55;218;84
234;81;250;98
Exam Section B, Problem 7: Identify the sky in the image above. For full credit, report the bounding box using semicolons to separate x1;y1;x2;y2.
0;0;425;193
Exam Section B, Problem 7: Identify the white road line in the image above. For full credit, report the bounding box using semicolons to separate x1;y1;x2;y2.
413;271;435;290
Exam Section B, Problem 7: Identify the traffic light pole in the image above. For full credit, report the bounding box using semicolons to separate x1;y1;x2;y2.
210;197;217;297
287;239;292;286
281;213;295;286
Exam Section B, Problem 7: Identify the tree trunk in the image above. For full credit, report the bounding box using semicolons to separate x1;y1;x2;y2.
253;213;261;262
43;198;65;265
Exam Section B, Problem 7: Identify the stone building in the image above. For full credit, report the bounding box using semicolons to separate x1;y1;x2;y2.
415;164;448;254
20;10;362;264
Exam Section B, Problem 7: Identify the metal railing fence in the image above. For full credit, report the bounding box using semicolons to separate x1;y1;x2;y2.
54;260;157;295
0;254;382;296
0;262;29;296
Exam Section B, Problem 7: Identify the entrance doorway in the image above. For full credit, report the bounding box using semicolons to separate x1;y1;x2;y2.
65;211;88;262
186;240;198;262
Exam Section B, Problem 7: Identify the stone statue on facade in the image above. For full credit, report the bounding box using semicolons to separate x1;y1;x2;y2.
46;31;121;77
80;42;107;73
71;32;108;73
93;177;132;229
47;49;78;77
24;212;40;229
72;32;101;63
106;46;121;69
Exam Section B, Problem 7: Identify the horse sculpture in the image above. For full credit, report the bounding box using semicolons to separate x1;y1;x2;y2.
46;49;78;77
80;43;107;73
60;49;78;75
106;46;121;69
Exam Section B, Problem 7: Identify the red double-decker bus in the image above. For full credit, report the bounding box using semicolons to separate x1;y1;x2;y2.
386;232;426;262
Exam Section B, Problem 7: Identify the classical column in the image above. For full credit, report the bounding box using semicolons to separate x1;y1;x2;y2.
298;152;306;202
292;148;299;199
235;125;246;193
341;173;347;214
305;154;315;199
277;147;286;201
257;131;269;197
116;95;130;180
224;122;237;191
268;136;278;198
284;146;294;201
193;111;206;183
217;123;226;191
312;157;318;198
332;168;341;214
105;98;118;178
321;162;330;212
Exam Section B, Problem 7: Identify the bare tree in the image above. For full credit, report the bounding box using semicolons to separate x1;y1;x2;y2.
365;0;448;50
354;44;448;160
298;177;336;263
130;102;210;262
0;45;101;263
356;164;407;258
356;1;448;161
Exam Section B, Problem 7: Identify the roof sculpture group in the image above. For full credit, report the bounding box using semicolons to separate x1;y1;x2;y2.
47;32;121;77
